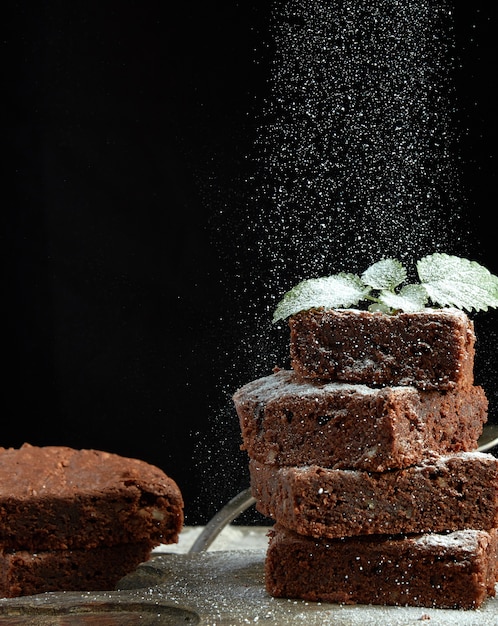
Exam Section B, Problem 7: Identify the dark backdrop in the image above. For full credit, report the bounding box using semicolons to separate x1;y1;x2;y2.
5;2;497;524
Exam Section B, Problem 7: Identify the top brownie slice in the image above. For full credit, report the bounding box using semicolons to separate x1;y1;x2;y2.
289;308;475;390
0;444;184;552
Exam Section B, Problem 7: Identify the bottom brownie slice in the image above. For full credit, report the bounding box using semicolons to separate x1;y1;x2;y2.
0;543;152;598
265;524;498;609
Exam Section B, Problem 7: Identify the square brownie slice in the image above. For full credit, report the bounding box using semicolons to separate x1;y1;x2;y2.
234;369;487;471
0;444;184;552
250;452;498;538
265;524;498;609
0;543;152;598
289;308;475;390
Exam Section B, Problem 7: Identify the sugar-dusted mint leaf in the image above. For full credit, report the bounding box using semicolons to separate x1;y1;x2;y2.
272;274;371;323
271;254;498;320
378;284;429;313
361;258;407;290
417;253;498;312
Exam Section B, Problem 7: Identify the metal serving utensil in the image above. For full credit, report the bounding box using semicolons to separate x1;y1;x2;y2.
188;487;256;553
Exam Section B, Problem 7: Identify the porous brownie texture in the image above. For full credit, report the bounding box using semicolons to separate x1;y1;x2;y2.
289;308;475;390
250;452;498;539
234;369;487;472
0;543;152;598
265;524;498;609
0;444;184;551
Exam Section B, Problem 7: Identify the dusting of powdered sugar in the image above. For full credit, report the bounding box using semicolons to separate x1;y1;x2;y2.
233;369;416;404
413;529;482;552
428;450;494;465
244;0;469;299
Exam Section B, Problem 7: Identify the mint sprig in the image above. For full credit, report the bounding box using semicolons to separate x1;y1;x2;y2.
273;254;498;322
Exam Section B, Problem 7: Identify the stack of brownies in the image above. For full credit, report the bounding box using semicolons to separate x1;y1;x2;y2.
0;444;184;598
233;307;498;609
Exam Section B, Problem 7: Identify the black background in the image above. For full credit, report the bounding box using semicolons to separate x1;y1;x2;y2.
5;2;497;524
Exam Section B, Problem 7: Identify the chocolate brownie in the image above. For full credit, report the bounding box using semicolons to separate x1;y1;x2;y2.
234;369;487;471
289;308;475;390
250;452;498;538
0;543;152;598
0;444;184;551
265;524;498;609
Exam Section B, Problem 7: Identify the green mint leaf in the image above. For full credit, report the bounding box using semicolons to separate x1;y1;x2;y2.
271;254;498;320
417;253;498;312
272;274;371;323
378;284;429;312
361;258;407;290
